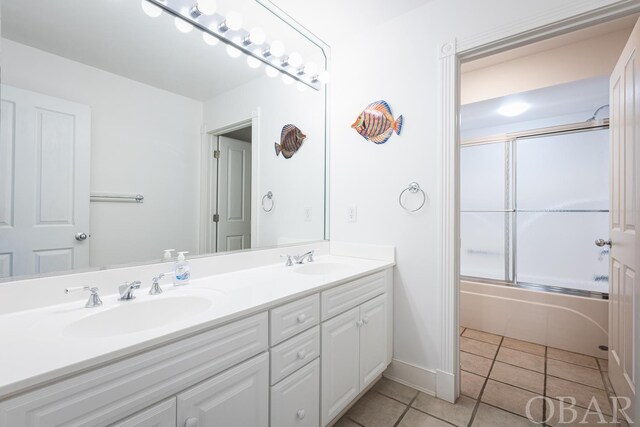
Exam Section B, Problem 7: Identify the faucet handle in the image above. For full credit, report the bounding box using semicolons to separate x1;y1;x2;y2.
308;249;317;262
65;286;103;308
149;273;171;295
280;254;294;267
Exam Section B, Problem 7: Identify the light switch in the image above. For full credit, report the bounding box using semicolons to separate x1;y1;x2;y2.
304;206;312;222
347;206;357;222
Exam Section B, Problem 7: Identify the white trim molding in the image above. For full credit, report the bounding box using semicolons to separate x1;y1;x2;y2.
436;0;640;404
384;359;437;397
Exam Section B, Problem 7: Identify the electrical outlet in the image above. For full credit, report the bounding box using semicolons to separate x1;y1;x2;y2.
304;206;312;222
347;205;357;223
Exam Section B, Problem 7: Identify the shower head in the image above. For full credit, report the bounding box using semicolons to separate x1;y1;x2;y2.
587;104;609;122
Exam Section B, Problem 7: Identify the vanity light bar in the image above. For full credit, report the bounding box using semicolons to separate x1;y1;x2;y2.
144;0;322;91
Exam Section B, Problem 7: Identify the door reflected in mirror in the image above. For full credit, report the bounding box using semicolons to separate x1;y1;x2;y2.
0;0;328;280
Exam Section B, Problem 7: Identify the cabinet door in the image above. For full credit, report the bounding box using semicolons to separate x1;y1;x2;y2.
271;358;320;427
177;353;269;427
359;294;388;390
321;307;360;426
112;399;176;427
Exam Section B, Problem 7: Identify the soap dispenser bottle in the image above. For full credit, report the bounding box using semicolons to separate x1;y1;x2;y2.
173;251;191;286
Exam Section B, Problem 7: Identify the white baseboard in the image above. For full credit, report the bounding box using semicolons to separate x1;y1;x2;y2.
383;359;437;396
436;369;456;403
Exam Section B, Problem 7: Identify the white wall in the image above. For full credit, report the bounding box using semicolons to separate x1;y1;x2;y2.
327;0;627;393
203;75;326;247
1;39;203;267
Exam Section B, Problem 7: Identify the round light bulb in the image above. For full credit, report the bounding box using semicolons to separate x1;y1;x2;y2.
269;41;285;57
225;11;243;31
265;65;279;78
296;81;308;92
226;45;241;58
202;32;218;45
141;0;162;17
249;27;266;45
282;74;294;85
304;62;318;76
175;17;193;33
317;70;330;83
288;52;302;68
247;56;262;69
197;0;216;15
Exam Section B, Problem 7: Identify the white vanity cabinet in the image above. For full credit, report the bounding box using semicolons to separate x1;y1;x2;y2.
112;399;177;427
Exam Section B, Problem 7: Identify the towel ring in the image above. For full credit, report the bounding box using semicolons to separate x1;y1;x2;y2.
262;191;274;212
399;182;427;212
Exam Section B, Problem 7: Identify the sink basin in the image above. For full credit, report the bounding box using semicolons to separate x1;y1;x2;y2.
64;296;212;338
293;262;354;276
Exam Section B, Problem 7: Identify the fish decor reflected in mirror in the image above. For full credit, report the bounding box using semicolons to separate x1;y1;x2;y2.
275;124;307;159
351;100;403;144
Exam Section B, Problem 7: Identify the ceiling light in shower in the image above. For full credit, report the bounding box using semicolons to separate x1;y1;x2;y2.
269;41;285;57
249;28;266;45
175;16;194;33
288;52;302;68
141;0;162;17
497;102;529;117
202;32;218;45
247;56;262;69
196;0;217;15
225;11;243;31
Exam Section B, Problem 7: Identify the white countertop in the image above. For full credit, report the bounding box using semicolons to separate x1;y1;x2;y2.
0;255;393;398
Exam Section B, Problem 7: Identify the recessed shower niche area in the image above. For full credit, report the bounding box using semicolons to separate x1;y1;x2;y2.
0;0;327;279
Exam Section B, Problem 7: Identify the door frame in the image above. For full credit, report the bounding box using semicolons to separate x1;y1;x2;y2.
199;114;259;254
439;0;640;403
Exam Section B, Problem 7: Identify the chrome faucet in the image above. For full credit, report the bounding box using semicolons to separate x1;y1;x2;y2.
149;273;172;295
65;286;103;308
118;281;141;301
294;250;315;264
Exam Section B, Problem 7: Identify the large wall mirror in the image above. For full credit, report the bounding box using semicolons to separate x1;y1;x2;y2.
0;0;328;280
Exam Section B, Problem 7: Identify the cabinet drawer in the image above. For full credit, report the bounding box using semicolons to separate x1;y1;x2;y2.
321;272;386;320
270;325;320;385
0;312;268;427
270;293;319;346
112;398;176;427
271;358;320;427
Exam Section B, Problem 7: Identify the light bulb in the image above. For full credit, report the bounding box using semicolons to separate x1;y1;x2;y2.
175;17;193;33
288;52;302;68
226;45;241;58
249;27;266;45
197;0;216;15
497;102;529;117
247;56;261;69
225;11;243;31
304;62;318;76
202;32;218;45
282;74;294;85
141;0;162;17
296;81;308;92
269;41;285;57
317;70;330;83
265;65;278;78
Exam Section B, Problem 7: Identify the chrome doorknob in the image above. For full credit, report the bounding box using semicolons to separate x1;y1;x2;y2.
595;238;611;248
75;232;88;241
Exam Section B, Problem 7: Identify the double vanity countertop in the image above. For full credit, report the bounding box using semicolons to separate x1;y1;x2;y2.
0;255;394;398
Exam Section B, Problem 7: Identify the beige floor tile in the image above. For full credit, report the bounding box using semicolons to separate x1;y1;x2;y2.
471;403;538;426
461;370;485;399
460;352;493;377
333;417;362;427
547;359;604;389
411;393;475;427
546;376;612;415
462;329;502;345
481;379;543;421
501;337;546;357
398;408;454;427
547;347;599;369
489;361;544;394
496;347;545;373
546;398;619;427
460;337;499;359
373;377;419;404
346;391;406;427
598;358;608;372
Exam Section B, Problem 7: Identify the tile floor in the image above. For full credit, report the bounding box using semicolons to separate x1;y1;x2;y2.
334;328;631;427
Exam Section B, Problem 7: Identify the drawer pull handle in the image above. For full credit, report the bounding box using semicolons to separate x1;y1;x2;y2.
297;314;307;324
297;350;307;360
185;417;199;427
356;320;364;327
297;409;306;419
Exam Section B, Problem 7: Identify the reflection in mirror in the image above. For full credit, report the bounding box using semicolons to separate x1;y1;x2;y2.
0;0;328;280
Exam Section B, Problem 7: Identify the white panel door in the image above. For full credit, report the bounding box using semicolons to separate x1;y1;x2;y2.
0;85;90;277
609;18;639;422
321;307;360;426
177;352;268;427
359;294;388;390
216;136;251;252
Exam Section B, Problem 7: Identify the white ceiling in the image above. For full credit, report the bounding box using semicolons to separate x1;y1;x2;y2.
1;0;325;101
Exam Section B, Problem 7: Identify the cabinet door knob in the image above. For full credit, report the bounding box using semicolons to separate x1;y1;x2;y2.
297;409;306;419
297;350;307;360
297;313;307;324
185;417;199;427
356;320;364;327
362;317;369;325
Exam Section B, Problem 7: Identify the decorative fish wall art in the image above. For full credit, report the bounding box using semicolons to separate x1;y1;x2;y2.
275;124;307;159
351;100;403;144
